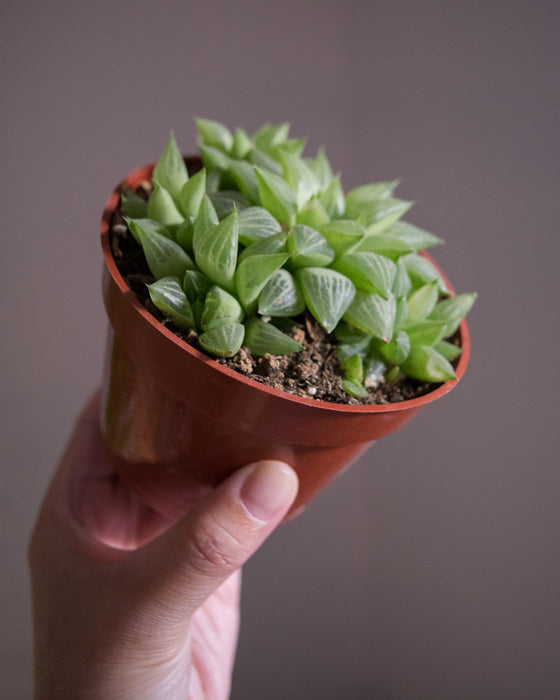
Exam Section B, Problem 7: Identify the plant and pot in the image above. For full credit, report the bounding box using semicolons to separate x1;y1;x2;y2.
100;119;475;517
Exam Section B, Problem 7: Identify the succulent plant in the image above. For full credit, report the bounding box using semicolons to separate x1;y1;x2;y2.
120;119;476;398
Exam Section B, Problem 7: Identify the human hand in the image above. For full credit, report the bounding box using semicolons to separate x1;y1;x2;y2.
28;392;298;699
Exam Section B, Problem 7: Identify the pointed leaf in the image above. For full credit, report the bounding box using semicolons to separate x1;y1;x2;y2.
332;252;396;298
238;206;282;246
153;133;189;205
199;144;231;172
121;189;148;218
297;268;356;333
192;195;219;250
407;282;439;321
200;286;244;331
235;253;291;313
183;270;212;329
319;220;366;257
193;210;239;292
355;233;413;258
364;198;413;234
341;379;368;398
392;258;413;297
231;128;252;159
380;330;410;365
175;216;195;251
126;217;173;244
402;253;449;294
305;148;334;190
136;224;196;280
318;176;345;219
199;323;245;357
429;293;477;336
248;147;284;176
147;181;184;227
195;117;233;152
405;320;448;346
255;166;297;228
147;277;196;330
229;160;260;203
344;291;397;342
401;345;457;382
253;122;290;149
296;198;329;228
434;340;462;361
259;269;306;317
341;354;364;384
389;220;443;250
345;180;400;219
244;317;302;356
209;191;250;218
278;150;319;208
179;168;206;219
288;225;334;268
238;232;289;264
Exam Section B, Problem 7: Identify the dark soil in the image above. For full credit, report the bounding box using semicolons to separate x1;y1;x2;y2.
109;186;441;405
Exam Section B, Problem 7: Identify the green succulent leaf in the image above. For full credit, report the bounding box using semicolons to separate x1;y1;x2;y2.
125;217;173;244
121;189;148;219
147;181;184;227
255;166;297;228
238;206;282;246
235;253;291;314
405;320;448;346
200;286;244;331
195;117;233;152
147;277;196;330
229;160;260;203
297;268;356;333
344;181;400;220
318;176;345;219
288;225;334;268
199;144;231;171
319;220;365;258
332;252;397;298
244;317;302;356
395;296;408;329
392;259;413;297
199;323;245;357
278;150;319;208
258;269;305;317
364;198;414;234
134;221;196;279
175;217;195;251
341;379;368;398
193;209;239;292
253;122;290;149
389;220;443;250
344;291;397;342
402;253;449;294
429;293;477;336
434;340;462;361
407;282;439;321
296;198;329;228
305;148;334;191
365;350;387;383
230;128;252;159
179;168;206;219
341;353;364;384
153;133;189;205
209;191;250;218
183;270;213;328
238;232;289;264
401;345;457;382
379;330;410;365
248;148;284;176
192;195;220;250
355;233;413;259
336;324;372;362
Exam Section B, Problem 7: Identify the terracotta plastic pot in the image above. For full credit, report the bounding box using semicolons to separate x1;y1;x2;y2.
100;161;471;518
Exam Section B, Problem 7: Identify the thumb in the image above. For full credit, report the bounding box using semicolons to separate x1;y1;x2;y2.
131;460;298;615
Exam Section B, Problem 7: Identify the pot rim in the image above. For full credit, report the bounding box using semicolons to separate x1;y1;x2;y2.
101;161;471;416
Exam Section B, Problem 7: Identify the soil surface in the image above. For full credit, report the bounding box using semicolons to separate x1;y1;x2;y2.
109;187;441;405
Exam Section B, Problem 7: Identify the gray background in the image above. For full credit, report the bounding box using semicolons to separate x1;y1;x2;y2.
2;1;559;698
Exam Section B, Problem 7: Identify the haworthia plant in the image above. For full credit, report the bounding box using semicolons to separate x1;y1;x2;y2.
121;119;476;397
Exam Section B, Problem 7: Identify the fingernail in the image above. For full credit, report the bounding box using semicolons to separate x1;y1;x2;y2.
240;461;298;522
